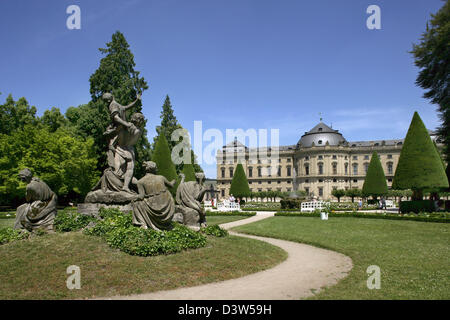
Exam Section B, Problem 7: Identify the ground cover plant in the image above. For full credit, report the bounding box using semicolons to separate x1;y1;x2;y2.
233;216;450;299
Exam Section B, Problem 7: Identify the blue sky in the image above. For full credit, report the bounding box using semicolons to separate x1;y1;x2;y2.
0;0;444;178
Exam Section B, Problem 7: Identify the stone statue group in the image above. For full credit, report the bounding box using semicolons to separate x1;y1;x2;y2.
14;94;207;233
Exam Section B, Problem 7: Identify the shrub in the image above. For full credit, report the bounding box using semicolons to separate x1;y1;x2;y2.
54;210;97;232
399;200;437;213
206;210;256;216
84;208;207;256
201;225;228;237
280;199;302;209
0;227;29;245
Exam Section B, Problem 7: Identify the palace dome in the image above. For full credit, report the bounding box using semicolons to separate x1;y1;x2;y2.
297;122;346;148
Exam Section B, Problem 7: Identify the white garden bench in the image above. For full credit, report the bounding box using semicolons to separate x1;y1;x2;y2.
301;201;329;213
217;200;241;212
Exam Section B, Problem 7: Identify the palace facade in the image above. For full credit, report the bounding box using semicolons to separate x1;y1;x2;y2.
215;121;440;200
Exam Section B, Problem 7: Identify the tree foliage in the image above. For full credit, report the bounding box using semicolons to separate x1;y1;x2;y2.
345;188;362;203
362;152;388;199
68;31;151;177
392;112;448;199
153;95;203;174
152;133;178;196
181;162;196;182
229;163;251;198
0;94;37;135
331;189;346;202
411;1;450;162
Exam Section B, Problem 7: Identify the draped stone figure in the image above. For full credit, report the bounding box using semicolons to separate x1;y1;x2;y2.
14;168;58;232
84;93;145;204
174;172;207;228
131;161;176;231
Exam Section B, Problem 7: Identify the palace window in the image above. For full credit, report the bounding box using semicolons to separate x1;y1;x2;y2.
287;166;291;177
344;163;348;175
221;168;225;178
277;166;281;177
305;164;310;175
353;163;358;175
387;154;393;159
229;168;234;177
387;162;393;174
364;163;369;173
248;167;253;177
332;155;337;160
258;167;262;177
267;167;272;177
332;162;337;175
353;156;358;160
318;187;323;197
318;155;323;160
364;155;369;160
287;158;291;162
318;163;324;175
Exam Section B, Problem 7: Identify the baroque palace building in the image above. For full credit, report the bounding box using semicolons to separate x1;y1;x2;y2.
215;121;441;200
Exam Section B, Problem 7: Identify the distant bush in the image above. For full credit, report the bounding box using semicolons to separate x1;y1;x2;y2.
280;199;302;209
201;225;228;237
83;208;207;256
0;227;29;245
399;200;436;213
206;210;256;216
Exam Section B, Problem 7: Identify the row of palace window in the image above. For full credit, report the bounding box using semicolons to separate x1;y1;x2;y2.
220;162;394;178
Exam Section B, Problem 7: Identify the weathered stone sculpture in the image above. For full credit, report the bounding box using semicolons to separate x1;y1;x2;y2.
131;161;175;231
84;93;145;205
14;168;58;232
174;172;207;228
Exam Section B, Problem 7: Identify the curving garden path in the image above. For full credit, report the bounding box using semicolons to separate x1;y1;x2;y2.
102;212;353;300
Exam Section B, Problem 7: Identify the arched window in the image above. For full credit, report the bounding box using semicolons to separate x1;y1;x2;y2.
304;163;310;175
332;162;337;175
364;162;369;173
344;163;348;175
387;162;393;174
352;163;358;175
318;162;324;175
258;167;262;177
221;167;225;178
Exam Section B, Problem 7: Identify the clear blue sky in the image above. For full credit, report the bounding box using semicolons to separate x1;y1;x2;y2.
0;0;444;178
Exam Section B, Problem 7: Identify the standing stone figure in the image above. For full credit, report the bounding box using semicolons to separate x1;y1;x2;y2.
131;161;176;231
85;99;146;204
14;168;58;232
174;172;207;228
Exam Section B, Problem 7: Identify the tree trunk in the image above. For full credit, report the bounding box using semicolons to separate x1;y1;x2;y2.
412;189;423;201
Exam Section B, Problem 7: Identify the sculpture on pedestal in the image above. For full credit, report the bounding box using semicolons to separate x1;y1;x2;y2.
14;168;58;232
131;161;175;230
174;172;207;228
84;93;145;204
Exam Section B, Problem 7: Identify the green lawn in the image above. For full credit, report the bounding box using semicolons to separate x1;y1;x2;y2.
233;216;450;299
0;230;287;299
0;219;14;229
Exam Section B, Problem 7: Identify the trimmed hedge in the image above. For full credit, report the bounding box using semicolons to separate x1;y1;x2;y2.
275;211;450;223
399;200;436;213
280;199;302;209
242;207;278;212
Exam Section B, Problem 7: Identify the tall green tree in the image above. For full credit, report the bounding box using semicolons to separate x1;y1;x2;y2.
362;152;388;200
411;1;450;162
0;94;37;135
392;112;449;200
152;133;178;196
68;31;151;177
229;163;251;199
0;125;99;206
41;107;67;132
153;95;203;174
181;162;196;182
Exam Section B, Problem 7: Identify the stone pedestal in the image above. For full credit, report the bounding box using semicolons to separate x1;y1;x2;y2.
77;203;133;217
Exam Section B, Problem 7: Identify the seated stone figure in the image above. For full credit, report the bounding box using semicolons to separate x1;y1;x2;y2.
174;172;207;228
14;168;58;232
131;161;175;231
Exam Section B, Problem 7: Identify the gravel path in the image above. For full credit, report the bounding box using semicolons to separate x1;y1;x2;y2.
101;212;353;300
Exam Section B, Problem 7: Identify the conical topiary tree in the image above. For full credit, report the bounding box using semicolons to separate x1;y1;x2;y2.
392;112;449;200
181;162;196;182
229;163;251;199
152;133;178;196
362;151;388;200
